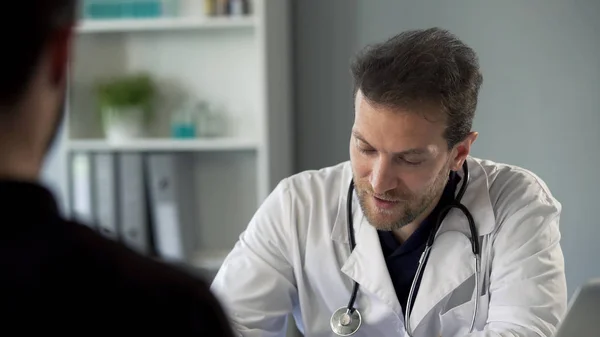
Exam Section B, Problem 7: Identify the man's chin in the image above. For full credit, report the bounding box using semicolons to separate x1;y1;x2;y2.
369;223;396;232
364;212;404;231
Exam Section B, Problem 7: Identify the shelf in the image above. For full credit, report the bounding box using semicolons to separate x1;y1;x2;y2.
190;249;230;271
77;16;256;34
67;138;260;152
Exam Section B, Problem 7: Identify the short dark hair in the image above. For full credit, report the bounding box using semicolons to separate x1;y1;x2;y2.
0;1;77;108
350;27;483;148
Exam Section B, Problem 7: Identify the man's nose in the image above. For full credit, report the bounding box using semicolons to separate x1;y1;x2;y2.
370;158;397;194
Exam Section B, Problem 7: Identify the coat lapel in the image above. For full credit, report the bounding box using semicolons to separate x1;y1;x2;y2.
331;173;402;318
409;157;497;331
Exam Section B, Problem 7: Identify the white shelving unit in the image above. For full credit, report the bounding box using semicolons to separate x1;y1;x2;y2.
77;16;257;33
68;138;260;152
63;0;292;274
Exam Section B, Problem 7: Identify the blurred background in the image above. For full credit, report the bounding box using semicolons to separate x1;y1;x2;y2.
41;1;599;332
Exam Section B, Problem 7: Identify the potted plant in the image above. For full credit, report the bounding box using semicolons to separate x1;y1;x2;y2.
94;73;155;142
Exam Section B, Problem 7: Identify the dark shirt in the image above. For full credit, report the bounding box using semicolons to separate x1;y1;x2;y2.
0;180;235;336
377;172;460;315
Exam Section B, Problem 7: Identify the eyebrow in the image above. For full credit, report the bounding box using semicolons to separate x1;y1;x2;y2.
352;130;430;156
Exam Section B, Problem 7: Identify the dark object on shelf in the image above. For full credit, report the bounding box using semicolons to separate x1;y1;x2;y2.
205;0;251;16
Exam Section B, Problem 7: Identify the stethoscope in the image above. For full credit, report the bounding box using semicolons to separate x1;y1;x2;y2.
330;161;481;336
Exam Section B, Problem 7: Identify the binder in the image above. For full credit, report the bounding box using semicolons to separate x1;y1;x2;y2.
146;153;197;262
93;153;119;240
117;153;150;255
69;152;95;228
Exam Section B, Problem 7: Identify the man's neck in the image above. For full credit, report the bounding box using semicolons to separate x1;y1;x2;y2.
0;114;43;182
0;146;41;182
392;191;444;244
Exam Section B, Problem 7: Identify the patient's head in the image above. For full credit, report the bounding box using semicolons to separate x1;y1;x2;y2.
0;0;76;179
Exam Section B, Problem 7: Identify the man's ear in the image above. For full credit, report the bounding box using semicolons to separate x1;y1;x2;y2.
49;26;74;86
450;131;478;171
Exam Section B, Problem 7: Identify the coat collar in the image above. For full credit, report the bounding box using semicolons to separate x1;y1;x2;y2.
330;157;497;329
330;161;354;245
330;157;495;244
443;156;496;237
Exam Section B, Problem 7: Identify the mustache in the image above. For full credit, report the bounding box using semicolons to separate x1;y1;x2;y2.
373;194;404;202
355;183;408;201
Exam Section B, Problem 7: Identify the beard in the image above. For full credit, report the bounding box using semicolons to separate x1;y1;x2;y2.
354;163;451;231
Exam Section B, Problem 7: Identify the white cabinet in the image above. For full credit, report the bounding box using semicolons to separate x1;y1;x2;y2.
64;0;292;274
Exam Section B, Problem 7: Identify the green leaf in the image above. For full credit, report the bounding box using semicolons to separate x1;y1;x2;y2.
94;73;156;115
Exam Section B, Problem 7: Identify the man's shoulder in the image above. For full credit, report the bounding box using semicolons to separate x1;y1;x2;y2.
67;222;235;334
280;161;350;193
54;220;219;312
65;220;205;288
471;156;560;212
261;162;352;222
273;161;351;207
4;218;234;335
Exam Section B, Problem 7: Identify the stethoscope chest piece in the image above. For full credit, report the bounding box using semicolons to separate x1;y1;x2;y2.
330;307;362;336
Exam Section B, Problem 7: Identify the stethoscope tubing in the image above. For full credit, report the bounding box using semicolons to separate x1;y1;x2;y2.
339;161;481;337
346;179;359;313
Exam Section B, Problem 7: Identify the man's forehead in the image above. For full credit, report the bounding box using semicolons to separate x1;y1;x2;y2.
352;129;440;157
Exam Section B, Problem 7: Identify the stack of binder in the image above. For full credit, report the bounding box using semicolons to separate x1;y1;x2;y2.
69;151;197;262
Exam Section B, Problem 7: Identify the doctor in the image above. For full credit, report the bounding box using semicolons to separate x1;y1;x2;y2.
211;27;568;337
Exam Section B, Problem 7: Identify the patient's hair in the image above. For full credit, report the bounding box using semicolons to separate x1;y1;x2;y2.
0;0;76;108
350;27;483;148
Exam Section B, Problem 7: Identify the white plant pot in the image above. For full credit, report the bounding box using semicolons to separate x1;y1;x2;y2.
102;106;146;142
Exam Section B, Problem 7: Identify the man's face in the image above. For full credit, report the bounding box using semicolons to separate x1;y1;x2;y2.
350;90;462;231
41;27;72;156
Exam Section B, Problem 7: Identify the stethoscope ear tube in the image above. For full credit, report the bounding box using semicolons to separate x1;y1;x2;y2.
453;202;480;255
405;246;432;335
335;161;481;337
345;180;360;313
331;180;362;336
347;180;357;251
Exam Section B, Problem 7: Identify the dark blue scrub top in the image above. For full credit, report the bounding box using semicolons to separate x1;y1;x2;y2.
377;171;460;315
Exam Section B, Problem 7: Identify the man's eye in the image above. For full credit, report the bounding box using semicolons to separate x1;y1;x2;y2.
358;147;375;154
401;158;423;166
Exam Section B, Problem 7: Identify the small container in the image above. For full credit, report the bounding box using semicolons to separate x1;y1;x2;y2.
215;0;228;16
229;0;244;16
171;123;196;138
170;101;197;139
243;0;252;15
203;0;216;16
84;0;120;19
83;0;163;19
161;0;180;17
131;1;162;18
196;102;227;137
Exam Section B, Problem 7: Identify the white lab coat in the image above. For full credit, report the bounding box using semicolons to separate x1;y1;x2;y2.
211;156;567;337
